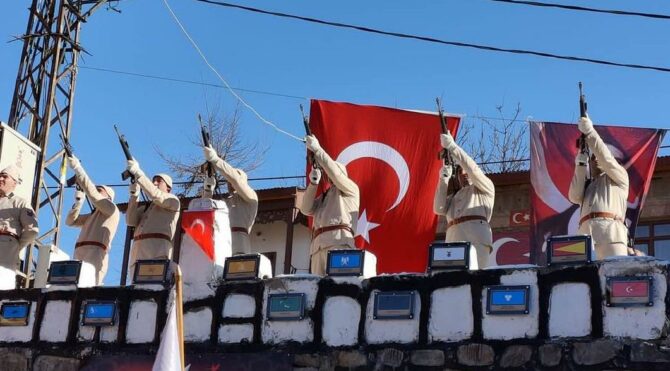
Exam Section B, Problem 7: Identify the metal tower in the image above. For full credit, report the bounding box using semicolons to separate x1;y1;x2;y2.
7;0;111;285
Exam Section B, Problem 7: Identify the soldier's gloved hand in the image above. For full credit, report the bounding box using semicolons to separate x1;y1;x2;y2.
440;165;453;178
578;116;594;135
74;190;85;202
67;155;81;170
440;133;457;151
126;159;142;177
305;135;321;153
129;182;140;197
309;167;321;185
203;176;216;191
203;145;218;163
575;152;589;166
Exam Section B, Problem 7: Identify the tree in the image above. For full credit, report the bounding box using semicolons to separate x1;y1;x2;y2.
158;104;267;196
459;101;528;173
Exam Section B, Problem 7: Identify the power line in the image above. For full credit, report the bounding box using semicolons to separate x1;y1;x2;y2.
488;0;670;20
80;65;307;100
193;0;670;74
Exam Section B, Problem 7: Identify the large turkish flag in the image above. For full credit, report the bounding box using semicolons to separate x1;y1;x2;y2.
530;121;665;265
181;210;215;261
308;100;461;273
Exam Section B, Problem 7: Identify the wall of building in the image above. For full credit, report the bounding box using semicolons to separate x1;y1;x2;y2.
250;221;311;276
1;258;669;370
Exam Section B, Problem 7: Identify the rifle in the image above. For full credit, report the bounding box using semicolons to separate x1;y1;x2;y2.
59;134;94;210
300;104;317;168
435;98;455;168
197;114;215;178
114;125;134;182
576;82;590;154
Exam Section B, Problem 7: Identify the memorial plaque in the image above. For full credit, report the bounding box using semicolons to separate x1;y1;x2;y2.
547;235;592;265
47;260;82;284
133;259;170;284
606;276;653;307
486;285;530;315
224;254;260;281
81;301;117;326
0;302;30;326
373;291;415;320
428;242;470;271
327;249;365;276
267;293;305;321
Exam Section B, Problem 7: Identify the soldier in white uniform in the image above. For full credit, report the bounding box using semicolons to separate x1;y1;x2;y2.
568;116;629;259
433;133;495;269
125;160;181;271
203;145;258;254
299;135;359;275
65;156;120;284
0;166;38;272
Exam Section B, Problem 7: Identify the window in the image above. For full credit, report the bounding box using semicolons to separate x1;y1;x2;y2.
634;222;670;259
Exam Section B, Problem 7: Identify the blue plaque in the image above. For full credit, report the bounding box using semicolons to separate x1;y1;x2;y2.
428;242;470;272
133;259;170;285
327;249;364;276
267;293;305;321
81;301;117;326
486;285;530;315
373;291;415;320
47;260;82;284
0;302;31;326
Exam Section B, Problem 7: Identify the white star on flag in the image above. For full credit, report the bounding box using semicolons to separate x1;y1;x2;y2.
355;209;380;244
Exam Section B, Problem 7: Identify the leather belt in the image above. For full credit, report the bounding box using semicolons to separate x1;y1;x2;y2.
447;215;488;228
231;227;249;234
579;212;622;226
312;224;354;239
75;241;108;250
134;233;172;242
0;231;18;240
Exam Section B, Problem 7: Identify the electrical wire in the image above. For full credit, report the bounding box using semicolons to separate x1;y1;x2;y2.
80;65;307;100
192;0;670;74
488;0;670;20
161;0;304;141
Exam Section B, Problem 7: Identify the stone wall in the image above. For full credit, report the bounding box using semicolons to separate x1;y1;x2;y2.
1;257;670;370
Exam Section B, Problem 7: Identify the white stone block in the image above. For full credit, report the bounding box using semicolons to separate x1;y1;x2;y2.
549;283;591;337
364;290;420;344
126;300;157;344
429;285;473;342
183;282;216;302
599;257;668;339
39;300;71;342
77;321;118;343
322;297;360;346
261;276;319;344
184;307;212;342
219;324;254;344
482;269;539;340
223;294;256;318
0;266;16;290
0;301;36;342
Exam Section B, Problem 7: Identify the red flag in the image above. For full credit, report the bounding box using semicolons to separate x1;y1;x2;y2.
492;230;531;265
181;210;215;261
530;121;666;264
309;100;460;273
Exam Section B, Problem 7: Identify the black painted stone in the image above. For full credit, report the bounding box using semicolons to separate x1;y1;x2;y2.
33;355;80;371
630;342;670;363
0;349;28;371
410;349;445;366
335;350;367;368
572;339;621;366
457;343;495;366
499;345;532;368
538;343;562;367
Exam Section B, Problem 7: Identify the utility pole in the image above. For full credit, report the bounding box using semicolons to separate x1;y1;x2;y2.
7;0;112;286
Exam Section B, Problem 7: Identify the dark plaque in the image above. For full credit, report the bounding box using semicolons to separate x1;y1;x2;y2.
428;242;470;272
606;276;653;307
81;301;117;326
326;249;365;276
547;234;592;265
224;254;261;281
267;293;305;321
486;285;531;315
0;302;31;326
133;259;170;284
47;260;82;285
373;291;416;320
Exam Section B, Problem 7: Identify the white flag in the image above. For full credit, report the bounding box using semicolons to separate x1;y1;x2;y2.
153;291;182;371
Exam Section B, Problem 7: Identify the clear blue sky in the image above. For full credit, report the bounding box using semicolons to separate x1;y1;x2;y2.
1;0;669;284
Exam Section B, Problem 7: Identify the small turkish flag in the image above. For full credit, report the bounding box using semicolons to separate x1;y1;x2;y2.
309;100;460;273
611;281;649;298
181;210;215;261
